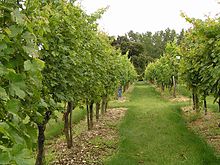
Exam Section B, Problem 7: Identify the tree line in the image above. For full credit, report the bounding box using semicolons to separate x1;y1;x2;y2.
111;28;184;79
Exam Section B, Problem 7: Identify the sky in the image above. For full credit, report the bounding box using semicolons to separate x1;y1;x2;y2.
76;0;220;36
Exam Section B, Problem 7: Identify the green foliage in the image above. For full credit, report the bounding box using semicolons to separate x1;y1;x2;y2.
0;1;43;164
145;41;180;88
179;13;220;105
145;13;220;111
0;0;137;164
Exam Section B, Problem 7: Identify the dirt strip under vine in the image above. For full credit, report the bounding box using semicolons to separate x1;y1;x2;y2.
48;108;126;165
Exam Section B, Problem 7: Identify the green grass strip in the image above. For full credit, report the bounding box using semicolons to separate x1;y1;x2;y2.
105;83;220;165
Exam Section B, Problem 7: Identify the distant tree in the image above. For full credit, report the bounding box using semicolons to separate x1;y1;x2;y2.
177;29;185;45
112;28;180;79
112;35;130;55
128;30;141;42
131;53;147;79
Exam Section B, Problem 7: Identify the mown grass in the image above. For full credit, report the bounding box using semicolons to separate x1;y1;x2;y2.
105;82;220;165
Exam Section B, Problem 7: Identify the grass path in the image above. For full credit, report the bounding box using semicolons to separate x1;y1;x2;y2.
105;83;220;165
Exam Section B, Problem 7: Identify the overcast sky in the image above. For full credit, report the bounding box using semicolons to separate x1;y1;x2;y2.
77;0;220;36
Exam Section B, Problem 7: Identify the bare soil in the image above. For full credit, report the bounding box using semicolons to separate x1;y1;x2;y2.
117;96;126;103
181;106;220;155
49;108;126;165
170;96;190;102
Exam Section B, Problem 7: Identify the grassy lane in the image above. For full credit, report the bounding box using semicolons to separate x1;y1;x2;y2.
105;83;220;165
